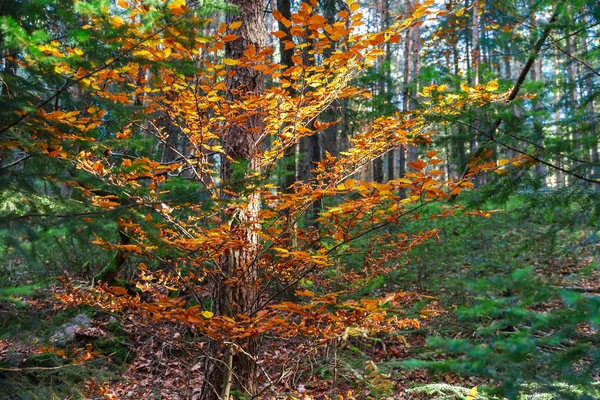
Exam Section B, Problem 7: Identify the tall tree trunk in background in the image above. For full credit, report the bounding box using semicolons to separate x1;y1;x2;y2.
472;0;480;86
383;0;394;181
202;0;265;398
404;0;419;165
400;0;411;182
529;2;546;182
276;0;299;242
553;47;565;187
581;29;599;183
452;44;467;177
322;0;339;160
408;0;420;164
565;22;580;185
298;0;321;229
470;0;481;186
531;57;547;182
464;0;471;84
372;0;389;183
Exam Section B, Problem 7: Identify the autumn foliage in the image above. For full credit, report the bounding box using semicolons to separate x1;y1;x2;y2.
1;0;518;397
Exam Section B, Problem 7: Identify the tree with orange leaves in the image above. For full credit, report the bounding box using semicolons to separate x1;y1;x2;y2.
0;0;513;397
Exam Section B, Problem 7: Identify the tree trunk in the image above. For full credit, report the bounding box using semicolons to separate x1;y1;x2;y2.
299;0;322;229
202;0;265;398
553;47;565;187
276;0;299;245
582;30;599;182
470;0;481;186
471;0;480;86
322;0;339;160
565;21;580;185
408;1;419;163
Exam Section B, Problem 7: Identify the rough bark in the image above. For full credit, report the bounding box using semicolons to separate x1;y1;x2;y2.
298;0;321;229
322;0;339;161
202;0;265;398
276;0;300;247
277;0;297;194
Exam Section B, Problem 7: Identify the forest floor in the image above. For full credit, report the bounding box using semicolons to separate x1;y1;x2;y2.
1;194;600;399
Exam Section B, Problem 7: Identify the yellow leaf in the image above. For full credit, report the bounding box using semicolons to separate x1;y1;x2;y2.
413;6;428;19
467;386;478;400
229;21;242;30
397;334;411;348
460;82;469;92
111;15;124;27
168;0;186;15
223;58;241;66
485;80;499;91
133;49;152;58
456;7;465;17
201;311;214;319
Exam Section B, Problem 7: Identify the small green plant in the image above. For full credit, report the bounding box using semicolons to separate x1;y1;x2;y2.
408;383;493;400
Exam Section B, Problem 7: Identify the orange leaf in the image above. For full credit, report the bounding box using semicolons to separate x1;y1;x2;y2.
308;14;326;28
281;17;292;28
272;10;283;21
408;160;427;170
295;290;316;297
222;34;238;42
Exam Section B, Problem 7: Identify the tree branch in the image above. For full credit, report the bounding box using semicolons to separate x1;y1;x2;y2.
0;154;31;169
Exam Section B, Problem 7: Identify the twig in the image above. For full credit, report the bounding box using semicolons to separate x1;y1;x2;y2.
0;352;115;372
0;154;31;169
